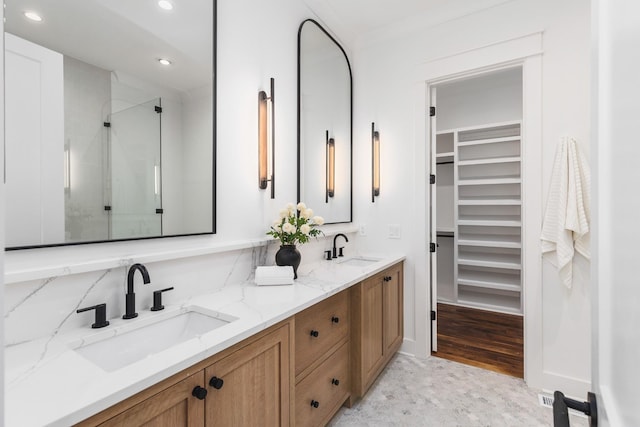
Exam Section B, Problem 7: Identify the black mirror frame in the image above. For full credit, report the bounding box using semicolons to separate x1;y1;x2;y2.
296;19;353;224
6;0;217;251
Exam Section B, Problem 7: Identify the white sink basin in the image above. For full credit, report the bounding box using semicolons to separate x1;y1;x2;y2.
72;307;237;372
337;256;382;267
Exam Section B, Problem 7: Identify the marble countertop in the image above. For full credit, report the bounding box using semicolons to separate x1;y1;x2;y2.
4;254;404;427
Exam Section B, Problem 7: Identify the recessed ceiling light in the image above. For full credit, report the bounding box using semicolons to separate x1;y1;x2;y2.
158;1;174;11
158;58;172;66
24;11;43;22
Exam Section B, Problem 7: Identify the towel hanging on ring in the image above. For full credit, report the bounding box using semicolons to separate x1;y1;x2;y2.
541;136;591;289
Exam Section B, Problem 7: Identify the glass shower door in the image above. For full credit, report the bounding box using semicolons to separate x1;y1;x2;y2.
108;98;162;239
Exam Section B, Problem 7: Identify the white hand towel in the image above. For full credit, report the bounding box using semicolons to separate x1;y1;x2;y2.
255;266;294;286
541;137;591;288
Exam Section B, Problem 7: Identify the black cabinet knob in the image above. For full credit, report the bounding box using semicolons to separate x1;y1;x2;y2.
331;378;340;386
331;316;340;324
209;376;224;389
383;275;392;282
192;386;208;400
310;400;320;408
310;330;319;338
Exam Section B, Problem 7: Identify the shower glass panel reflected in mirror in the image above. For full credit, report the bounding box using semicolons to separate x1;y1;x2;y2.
297;19;352;224
4;0;215;249
108;99;162;240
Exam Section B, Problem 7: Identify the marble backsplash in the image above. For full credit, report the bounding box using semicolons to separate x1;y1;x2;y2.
4;234;350;347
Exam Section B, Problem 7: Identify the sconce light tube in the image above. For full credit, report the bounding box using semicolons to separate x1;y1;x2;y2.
154;165;160;196
258;78;275;198
372;122;380;202
64;147;70;191
326;131;335;202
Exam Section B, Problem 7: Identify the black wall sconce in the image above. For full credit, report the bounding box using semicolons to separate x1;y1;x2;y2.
326;130;335;202
372;122;380;202
258;78;275;198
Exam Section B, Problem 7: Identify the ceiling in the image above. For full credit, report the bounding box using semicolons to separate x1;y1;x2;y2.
4;0;213;93
302;0;516;47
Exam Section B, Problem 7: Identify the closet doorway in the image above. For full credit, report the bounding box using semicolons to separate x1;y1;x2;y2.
429;67;524;378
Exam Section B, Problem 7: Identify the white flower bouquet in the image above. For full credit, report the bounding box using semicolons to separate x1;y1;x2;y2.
267;202;324;245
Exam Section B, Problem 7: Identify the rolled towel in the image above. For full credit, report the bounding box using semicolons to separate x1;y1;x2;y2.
255;266;294;286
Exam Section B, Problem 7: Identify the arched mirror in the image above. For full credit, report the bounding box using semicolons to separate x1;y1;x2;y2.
297;19;352;223
4;0;216;249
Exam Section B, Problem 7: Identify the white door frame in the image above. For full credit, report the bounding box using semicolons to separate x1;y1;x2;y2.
412;31;544;388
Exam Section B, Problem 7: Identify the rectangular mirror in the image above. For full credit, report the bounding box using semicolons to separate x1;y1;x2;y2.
297;19;352;224
4;0;216;249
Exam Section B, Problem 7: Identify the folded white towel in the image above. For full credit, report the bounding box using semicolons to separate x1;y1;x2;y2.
255;266;294;286
541;137;591;288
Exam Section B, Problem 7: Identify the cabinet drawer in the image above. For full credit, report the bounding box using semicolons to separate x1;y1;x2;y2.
295;291;349;376
295;341;349;427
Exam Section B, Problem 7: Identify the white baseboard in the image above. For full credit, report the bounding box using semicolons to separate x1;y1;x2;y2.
542;371;591;400
399;338;416;357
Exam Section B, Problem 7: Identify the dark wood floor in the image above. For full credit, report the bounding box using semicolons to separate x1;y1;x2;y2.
432;303;524;378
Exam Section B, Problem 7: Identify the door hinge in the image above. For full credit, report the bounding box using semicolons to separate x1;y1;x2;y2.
155;106;163;113
103;122;111;128
430;174;436;184
155;208;164;214
430;106;436;117
431;310;436;321
104;205;112;211
430;242;436;253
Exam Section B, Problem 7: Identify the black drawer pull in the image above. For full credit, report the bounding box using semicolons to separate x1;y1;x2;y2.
192;386;207;400
331;316;340;323
310;400;320;408
331;378;340;386
209;376;224;389
310;330;319;337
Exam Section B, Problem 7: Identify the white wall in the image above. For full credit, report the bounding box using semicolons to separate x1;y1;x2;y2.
593;0;640;424
182;85;213;233
435;68;523;131
352;0;591;396
1;4;5;423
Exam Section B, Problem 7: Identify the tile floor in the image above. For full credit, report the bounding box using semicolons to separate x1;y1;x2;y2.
330;354;589;427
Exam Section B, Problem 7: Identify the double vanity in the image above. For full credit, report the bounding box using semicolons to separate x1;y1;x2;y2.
5;254;404;426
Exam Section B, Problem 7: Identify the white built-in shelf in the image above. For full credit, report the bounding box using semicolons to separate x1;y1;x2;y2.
458;197;521;206
458;270;521;291
458;234;521;248
457;176;521;186
458;251;521;270
458;156;520;166
457;136;520;147
436;152;454;163
458;215;521;227
434;119;523;314
456;289;522;314
436;227;455;234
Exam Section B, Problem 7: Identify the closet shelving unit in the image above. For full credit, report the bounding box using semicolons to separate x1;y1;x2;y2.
436;120;522;315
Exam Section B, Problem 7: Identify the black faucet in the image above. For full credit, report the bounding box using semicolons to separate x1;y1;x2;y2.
123;263;151;319
332;233;349;259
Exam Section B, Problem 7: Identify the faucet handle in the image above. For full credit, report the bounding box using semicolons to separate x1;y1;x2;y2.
77;303;110;329
151;287;174;311
324;250;332;261
338;247;345;257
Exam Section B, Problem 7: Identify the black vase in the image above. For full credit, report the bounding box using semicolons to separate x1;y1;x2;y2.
275;244;301;279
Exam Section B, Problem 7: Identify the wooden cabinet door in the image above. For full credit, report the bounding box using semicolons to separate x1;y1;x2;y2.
351;275;383;398
383;265;404;356
99;372;205;427
204;324;290;427
359;276;385;389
